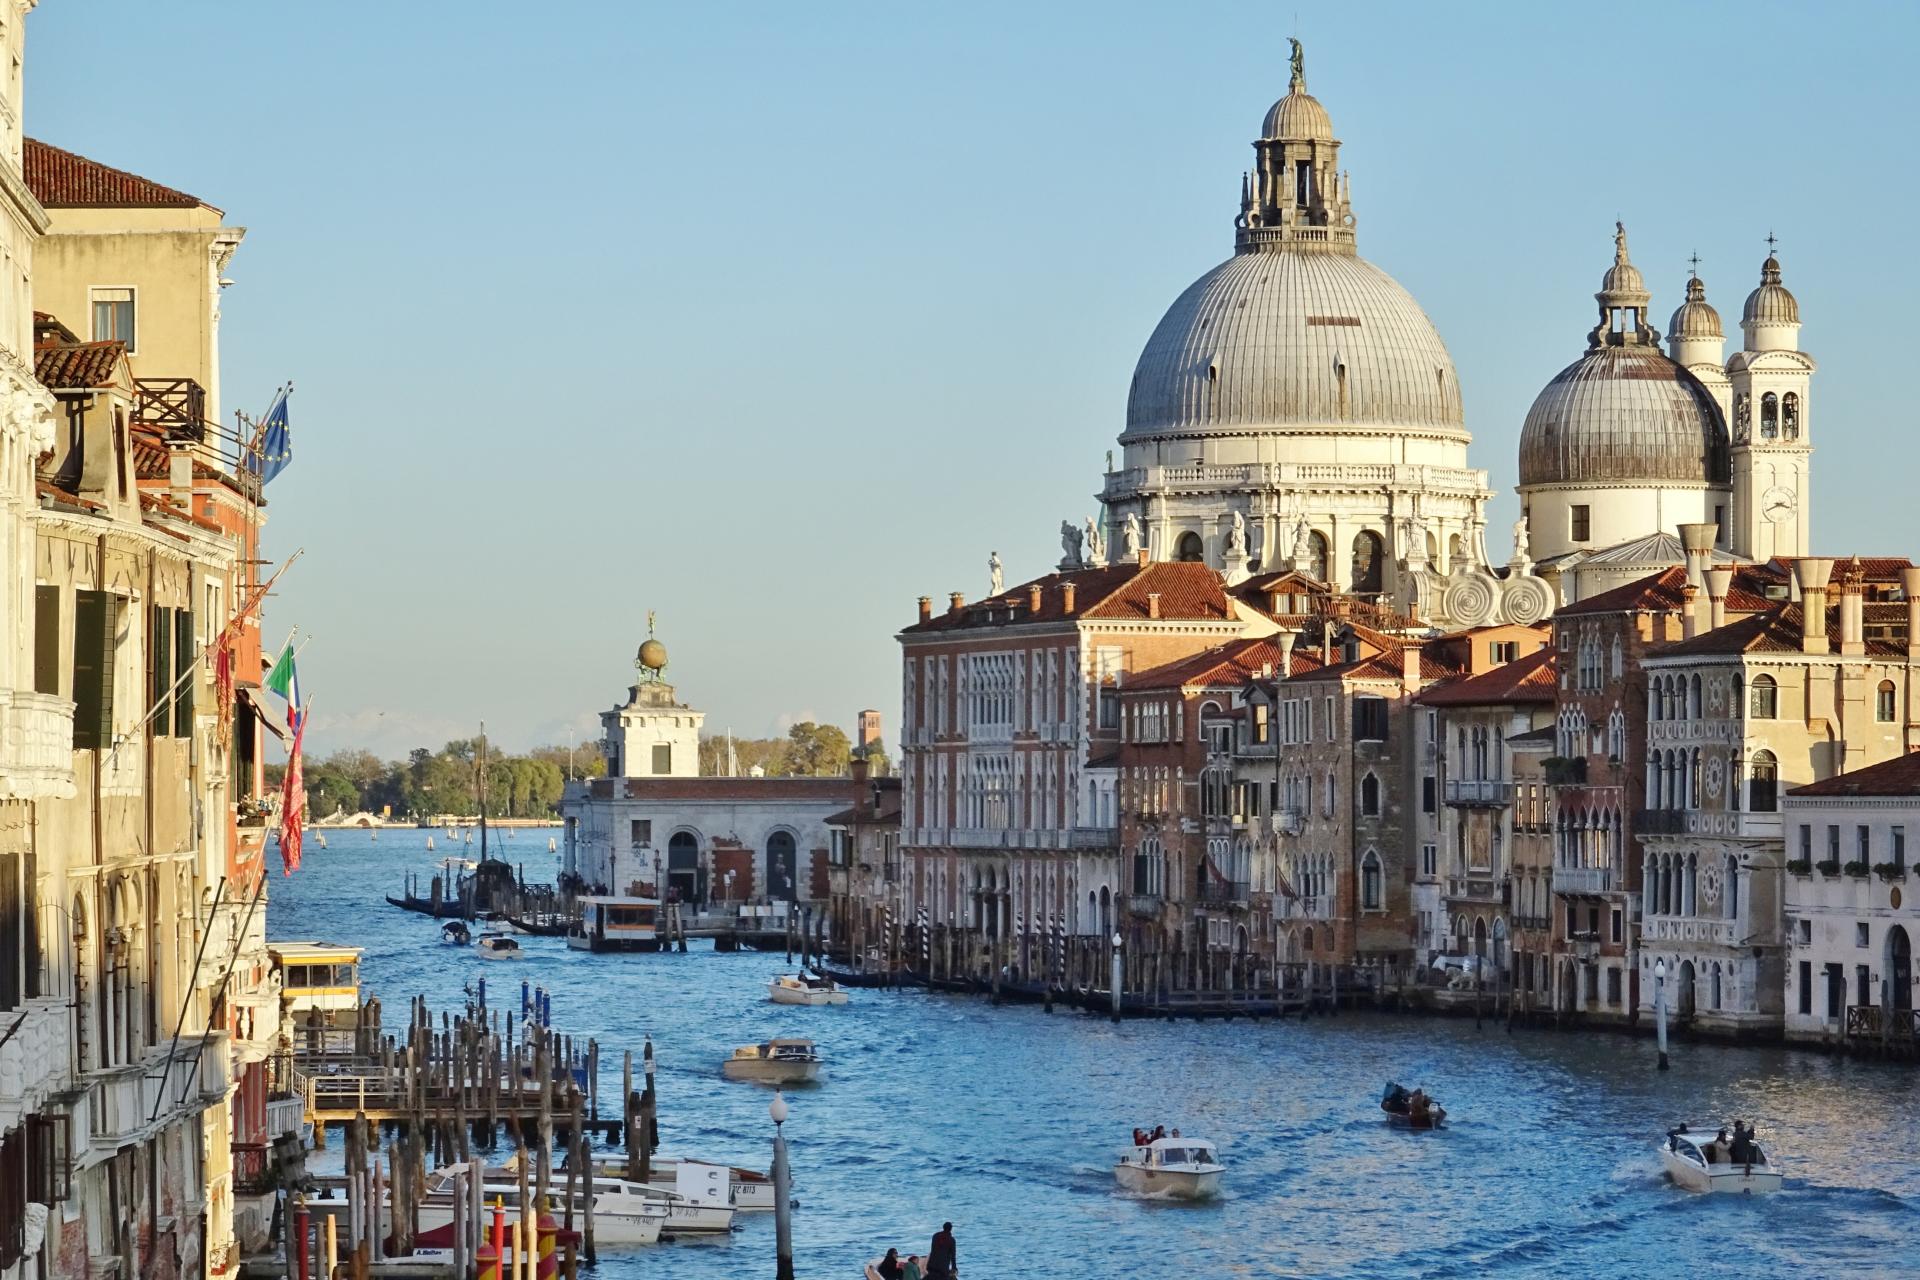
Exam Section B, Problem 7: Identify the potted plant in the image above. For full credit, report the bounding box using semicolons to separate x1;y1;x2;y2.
1874;861;1907;882
1815;857;1842;877
1785;858;1813;877
1844;858;1871;878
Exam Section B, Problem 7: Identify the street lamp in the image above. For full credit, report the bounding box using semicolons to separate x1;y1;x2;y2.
1653;957;1670;1071
1110;931;1124;1023
770;1091;794;1279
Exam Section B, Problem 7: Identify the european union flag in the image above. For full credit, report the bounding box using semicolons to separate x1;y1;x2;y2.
246;387;293;484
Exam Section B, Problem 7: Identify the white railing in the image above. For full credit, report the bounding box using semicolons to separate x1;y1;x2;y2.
0;998;71;1124
0;689;75;799
1444;779;1514;807
1271;810;1304;836
1553;866;1614;896
87;1032;229;1151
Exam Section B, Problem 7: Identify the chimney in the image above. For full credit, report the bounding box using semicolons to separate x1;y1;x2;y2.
166;440;193;508
1276;628;1298;678
1677;522;1717;588
1904;567;1920;659
850;753;870;786
1705;566;1733;631
948;591;965;615
1681;583;1701;640
1792;557;1835;654
1028;584;1043;614
1061;582;1077;613
1146;592;1162;620
917;596;932;624
1137;549;1150;568
1838;569;1865;657
1401;641;1423;692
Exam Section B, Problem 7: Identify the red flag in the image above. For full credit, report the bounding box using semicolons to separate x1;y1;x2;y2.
213;644;235;750
279;711;306;875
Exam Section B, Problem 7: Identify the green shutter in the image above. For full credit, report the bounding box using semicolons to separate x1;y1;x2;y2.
32;585;59;695
174;610;195;738
149;605;172;734
71;590;105;750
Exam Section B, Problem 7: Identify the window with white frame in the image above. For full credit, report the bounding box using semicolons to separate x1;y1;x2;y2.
91;286;135;351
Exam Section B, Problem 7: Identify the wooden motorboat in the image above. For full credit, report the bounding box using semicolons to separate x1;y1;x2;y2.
769;973;850;1006
1661;1125;1782;1194
721;1039;822;1085
475;935;521;960
1113;1136;1224;1199
1380;1082;1446;1130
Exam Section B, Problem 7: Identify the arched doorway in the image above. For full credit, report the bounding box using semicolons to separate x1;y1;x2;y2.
1472;917;1488;960
667;831;702;906
765;830;797;902
1350;530;1385;594
1889;925;1913;1012
1098;886;1112;939
1676;960;1696;1020
1175;532;1205;563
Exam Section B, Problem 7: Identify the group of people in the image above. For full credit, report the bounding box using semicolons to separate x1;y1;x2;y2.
1706;1121;1760;1166
1131;1125;1181;1146
872;1222;957;1280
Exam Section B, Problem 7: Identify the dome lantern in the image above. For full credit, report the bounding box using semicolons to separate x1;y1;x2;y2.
1238;40;1356;255
1667;268;1725;369
1587;222;1659;352
1741;245;1801;351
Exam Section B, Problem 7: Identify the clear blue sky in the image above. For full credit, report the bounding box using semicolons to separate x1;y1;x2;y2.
28;2;1919;761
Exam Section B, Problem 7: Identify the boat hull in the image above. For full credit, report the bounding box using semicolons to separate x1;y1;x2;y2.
721;1059;821;1085
768;983;849;1006
566;933;661;953
415;1198;663;1245
1113;1163;1221;1200
1660;1146;1782;1194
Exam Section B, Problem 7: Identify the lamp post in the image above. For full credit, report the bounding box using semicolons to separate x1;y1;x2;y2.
1654;958;1670;1071
1110;931;1124;1023
770;1091;794;1280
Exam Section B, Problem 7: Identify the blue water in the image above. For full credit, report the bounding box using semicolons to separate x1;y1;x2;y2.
272;828;1920;1278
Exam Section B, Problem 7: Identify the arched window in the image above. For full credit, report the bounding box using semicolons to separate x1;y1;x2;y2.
1350;530;1385;594
1878;680;1897;723
1360;773;1380;817
1782;392;1800;440
1749;674;1778;720
1175;532;1205;563
1307;531;1330;583
1361;851;1383;911
1749;750;1779;813
765;830;798;902
1761;392;1779;439
1689;674;1702;720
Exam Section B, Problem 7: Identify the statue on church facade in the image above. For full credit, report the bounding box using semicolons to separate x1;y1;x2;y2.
1060;519;1083;566
1511;517;1530;563
1122;512;1143;560
1227;510;1248;557
1085;516;1107;567
1292;516;1313;568
989;550;1004;594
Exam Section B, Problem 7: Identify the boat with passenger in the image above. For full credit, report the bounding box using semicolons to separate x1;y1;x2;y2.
475;934;521;960
769;973;850;1006
721;1039;822;1085
1660;1123;1781;1194
1380;1082;1446;1129
1113;1133;1224;1199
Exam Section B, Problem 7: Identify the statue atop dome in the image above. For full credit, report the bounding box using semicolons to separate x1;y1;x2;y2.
1288;38;1305;90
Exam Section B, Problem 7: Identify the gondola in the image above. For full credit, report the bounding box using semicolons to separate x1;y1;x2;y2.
1380;1082;1446;1130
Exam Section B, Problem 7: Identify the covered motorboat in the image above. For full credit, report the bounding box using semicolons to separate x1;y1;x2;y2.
1381;1082;1446;1130
1661;1124;1782;1194
1113;1136;1224;1200
721;1039;822;1085
769;973;850;1006
475;935;521;960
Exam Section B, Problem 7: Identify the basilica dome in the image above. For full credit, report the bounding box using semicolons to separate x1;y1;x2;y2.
1517;347;1730;487
1123;249;1463;440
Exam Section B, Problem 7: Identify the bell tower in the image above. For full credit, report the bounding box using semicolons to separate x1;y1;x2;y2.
1727;246;1815;561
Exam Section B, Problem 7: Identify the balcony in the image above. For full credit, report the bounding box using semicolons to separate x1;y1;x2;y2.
1635;808;1782;841
87;1032;230;1152
1198;881;1250;908
0;690;76;800
1553;865;1614;896
1444;876;1501;903
1271;809;1304;836
0;998;72;1122
1444;779;1513;807
1125;893;1163;919
133;377;209;442
1068;826;1116;850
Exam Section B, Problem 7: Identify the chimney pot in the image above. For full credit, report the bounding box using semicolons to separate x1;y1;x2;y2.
1276;629;1298;678
1028;584;1043;613
948;591;965;614
1839;575;1866;656
1147;592;1162;620
917;595;933;623
1792;557;1835;654
1061;582;1077;613
1401;641;1422;690
1681;583;1701;640
1705;566;1733;631
1677;522;1718;588
1137;549;1150;568
1902;567;1920;658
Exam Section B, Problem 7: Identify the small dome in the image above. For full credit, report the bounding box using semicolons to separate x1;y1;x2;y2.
1518;347;1731;488
1667;276;1722;341
1262;89;1333;140
1742;256;1799;325
1596;222;1649;308
637;638;668;671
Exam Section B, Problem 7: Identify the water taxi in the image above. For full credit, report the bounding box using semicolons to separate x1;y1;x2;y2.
416;1165;667;1244
576;1156;780;1213
270;941;363;1053
721;1039;822;1085
475;935;522;960
769;973;850;1006
567;895;661;953
1660;1125;1782;1194
1113;1136;1224;1199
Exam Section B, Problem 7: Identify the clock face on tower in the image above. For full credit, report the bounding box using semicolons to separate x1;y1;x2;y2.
1762;486;1797;523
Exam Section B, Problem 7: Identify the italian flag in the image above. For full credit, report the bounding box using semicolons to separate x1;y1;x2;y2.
265;638;306;874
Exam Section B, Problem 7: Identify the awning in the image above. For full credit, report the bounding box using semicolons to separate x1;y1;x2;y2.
240;686;290;744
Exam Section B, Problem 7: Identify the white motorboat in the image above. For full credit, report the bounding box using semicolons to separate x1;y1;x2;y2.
579;1156;780;1213
475;935;521;960
769;973;850;1006
1114;1136;1224;1200
721;1038;822;1085
416;1168;666;1244
1660;1125;1782;1194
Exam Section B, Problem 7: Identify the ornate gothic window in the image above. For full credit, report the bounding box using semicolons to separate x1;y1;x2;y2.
1749;674;1778;720
1360;851;1383;911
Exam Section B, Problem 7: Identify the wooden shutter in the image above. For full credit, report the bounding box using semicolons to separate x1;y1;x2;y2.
174;610;195;738
71;590;107;749
21;844;36;1001
33;585;59;695
148;604;172;733
0;852;17;1012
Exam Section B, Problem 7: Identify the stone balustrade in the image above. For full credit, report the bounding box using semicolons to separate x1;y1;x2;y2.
0;689;75;799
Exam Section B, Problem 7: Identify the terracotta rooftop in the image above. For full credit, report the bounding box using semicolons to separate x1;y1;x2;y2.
1789;751;1920;799
1127;635;1322;692
25;138;205;209
902;562;1237;634
1290;641;1461;686
1556;564;1785;617
35;339;126;389
1654;602;1911;659
1416;647;1558;706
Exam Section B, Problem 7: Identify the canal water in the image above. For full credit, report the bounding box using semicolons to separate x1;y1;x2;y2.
272;829;1920;1279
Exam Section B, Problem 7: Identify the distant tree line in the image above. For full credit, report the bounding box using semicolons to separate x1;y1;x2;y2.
265;739;606;822
695;721;886;777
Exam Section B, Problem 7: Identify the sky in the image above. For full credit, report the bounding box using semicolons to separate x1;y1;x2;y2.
27;2;1920;762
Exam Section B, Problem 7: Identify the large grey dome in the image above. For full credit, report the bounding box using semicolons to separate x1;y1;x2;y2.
1517;347;1730;487
1123;250;1464;440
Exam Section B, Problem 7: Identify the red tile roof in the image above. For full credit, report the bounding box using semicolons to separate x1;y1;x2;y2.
1127;635;1321;691
1556;564;1785;617
902;562;1235;633
1655;602;1911;658
25;138;204;208
35;339;126;389
1788;751;1920;798
1415;647;1557;706
1291;643;1461;685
